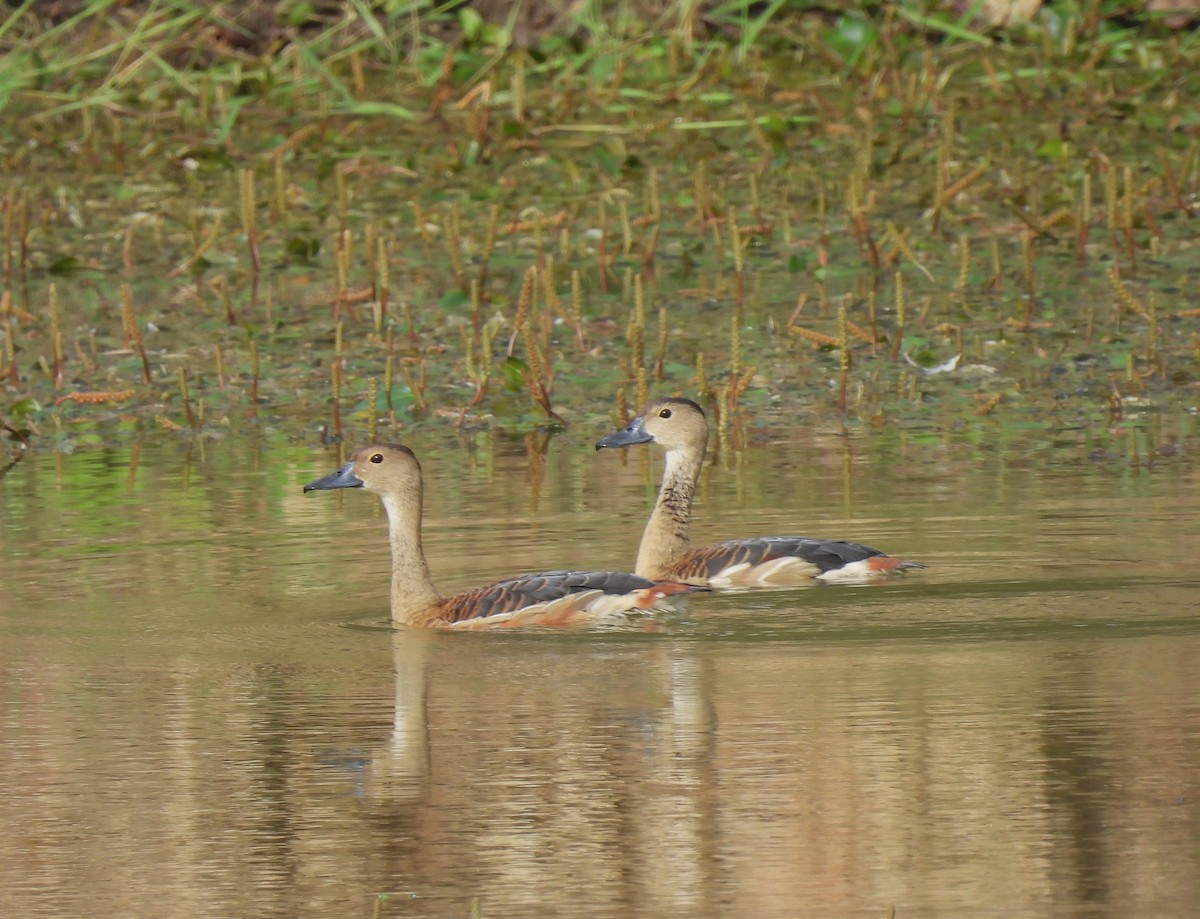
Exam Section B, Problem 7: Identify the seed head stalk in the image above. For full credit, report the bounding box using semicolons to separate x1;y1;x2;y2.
1;315;15;385
1158;148;1194;218
508;266;536;357
384;327;396;415
619;198;633;257
48;283;63;389
571;269;586;353
729;208;744;310
178;367;198;431
403;359;427;417
597;197;609;295
367;377;378;442
837;302;850;415
249;338;259;415
1022;231;1036;327
629;274;647;407
272;153;287;224
1122;165;1137;276
2;187;16;284
891;272;905;361
120;284;152;384
1077;171;1092;264
239;168;260;274
445;204;467;293
332;321;344;441
1103;161;1120;272
376;237;390;330
655;305;669;382
335;166;348;235
479;204;500;292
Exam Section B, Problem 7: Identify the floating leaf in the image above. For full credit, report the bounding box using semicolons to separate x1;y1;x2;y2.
500;356;530;392
438;290;471;310
591;146;620;176
8;397;40;419
285;237;321;261
823;16;880;67
47;255;83;275
459;7;484;42
1036;139;1068;159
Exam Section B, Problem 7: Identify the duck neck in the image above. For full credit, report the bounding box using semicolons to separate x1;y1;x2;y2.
379;491;443;625
636;443;703;578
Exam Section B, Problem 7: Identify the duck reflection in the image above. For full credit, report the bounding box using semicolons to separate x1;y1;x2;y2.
360;630;434;800
357;629;722;915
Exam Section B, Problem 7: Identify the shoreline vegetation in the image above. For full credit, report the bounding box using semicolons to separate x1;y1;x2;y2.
2;0;1199;468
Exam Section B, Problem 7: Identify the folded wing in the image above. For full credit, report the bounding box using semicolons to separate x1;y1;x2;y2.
675;537;925;588
440;570;702;628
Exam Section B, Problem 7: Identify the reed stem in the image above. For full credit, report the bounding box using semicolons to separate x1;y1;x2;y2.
178;367;198;431
48;283;62;389
120;284;152;384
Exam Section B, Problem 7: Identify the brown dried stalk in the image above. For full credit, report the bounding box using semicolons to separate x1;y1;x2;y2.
168;213;223;279
178;368;198;431
507;266;536;357
120;284;152;384
521;324;562;424
789;326;840;347
54;390;136;406
240;169;260;272
974;393;1002;416
48;283;62;389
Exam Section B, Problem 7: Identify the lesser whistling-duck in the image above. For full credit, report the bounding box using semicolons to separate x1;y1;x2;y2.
305;443;701;628
595;398;924;588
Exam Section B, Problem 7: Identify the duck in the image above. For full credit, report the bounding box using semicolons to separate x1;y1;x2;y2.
304;443;701;629
595;397;925;588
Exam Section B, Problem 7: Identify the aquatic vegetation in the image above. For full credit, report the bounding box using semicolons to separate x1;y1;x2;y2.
0;2;1198;466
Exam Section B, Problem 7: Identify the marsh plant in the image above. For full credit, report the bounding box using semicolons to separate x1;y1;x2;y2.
1;0;1198;466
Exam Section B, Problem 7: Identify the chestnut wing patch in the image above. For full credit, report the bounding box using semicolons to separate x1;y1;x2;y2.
442;570;661;623
682;536;888;580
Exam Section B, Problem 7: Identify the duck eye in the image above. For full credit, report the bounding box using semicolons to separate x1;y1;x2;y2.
370;453;384;464
659;408;672;419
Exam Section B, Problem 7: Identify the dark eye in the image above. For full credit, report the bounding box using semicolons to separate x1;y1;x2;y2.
659;408;672;419
370;453;384;464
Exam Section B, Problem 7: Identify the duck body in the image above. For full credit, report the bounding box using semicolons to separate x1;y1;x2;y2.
305;444;700;629
422;569;696;629
595;397;924;589
649;535;918;588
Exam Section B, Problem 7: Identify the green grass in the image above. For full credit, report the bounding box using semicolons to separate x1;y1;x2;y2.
0;0;1191;136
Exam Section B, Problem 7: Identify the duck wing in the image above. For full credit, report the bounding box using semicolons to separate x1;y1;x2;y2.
439;570;703;628
674;537;924;588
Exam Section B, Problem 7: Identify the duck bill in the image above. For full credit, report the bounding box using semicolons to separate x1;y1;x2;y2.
304;461;364;492
595;416;654;450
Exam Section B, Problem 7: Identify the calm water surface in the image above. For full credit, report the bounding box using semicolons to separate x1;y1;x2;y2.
2;430;1199;918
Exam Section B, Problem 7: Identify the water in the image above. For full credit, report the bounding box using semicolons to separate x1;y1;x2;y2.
2;431;1199;918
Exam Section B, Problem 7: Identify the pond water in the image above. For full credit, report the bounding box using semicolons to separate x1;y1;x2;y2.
2;429;1199;918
